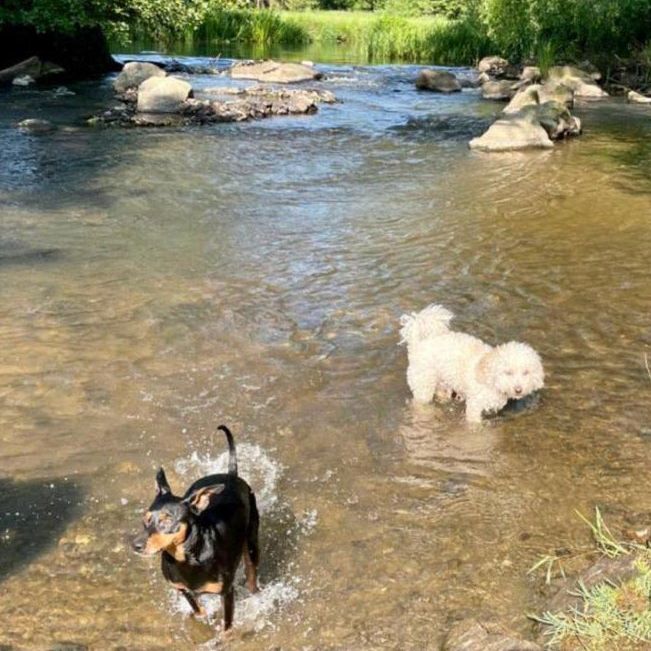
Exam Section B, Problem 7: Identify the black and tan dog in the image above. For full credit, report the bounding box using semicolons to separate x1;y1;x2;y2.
132;425;260;632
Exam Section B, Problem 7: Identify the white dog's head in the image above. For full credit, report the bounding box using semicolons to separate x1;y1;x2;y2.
477;342;544;400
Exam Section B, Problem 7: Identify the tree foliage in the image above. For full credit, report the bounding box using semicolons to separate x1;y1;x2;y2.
2;0;651;62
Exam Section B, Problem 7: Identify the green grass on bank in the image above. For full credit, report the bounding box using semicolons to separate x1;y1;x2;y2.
139;9;493;64
282;10;491;63
530;508;651;650
124;2;651;67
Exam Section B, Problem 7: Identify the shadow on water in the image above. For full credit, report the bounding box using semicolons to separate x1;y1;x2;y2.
388;113;492;143
0;476;84;583
0;239;62;267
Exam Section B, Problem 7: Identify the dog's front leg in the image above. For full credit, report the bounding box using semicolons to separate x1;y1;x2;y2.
180;589;205;617
464;398;484;423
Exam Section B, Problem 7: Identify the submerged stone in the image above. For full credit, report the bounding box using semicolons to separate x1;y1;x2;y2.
444;619;542;651
17;118;56;133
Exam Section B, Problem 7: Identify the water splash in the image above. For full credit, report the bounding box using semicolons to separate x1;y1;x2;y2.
171;442;310;636
175;442;282;513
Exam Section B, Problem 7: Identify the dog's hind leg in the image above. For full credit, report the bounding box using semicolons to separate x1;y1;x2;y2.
244;492;260;593
222;584;235;631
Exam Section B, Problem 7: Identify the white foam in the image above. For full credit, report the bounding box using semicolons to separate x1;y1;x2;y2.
174;442;282;513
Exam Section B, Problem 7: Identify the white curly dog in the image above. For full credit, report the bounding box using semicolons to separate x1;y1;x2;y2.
399;305;544;422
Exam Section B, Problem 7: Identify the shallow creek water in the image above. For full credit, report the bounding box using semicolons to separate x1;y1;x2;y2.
1;56;651;650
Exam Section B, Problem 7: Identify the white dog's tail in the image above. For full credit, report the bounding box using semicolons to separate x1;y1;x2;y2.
399;304;454;347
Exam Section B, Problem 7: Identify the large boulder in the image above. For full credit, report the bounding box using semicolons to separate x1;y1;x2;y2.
136;76;192;113
471;101;581;152
547;65;608;98
444;619;542;651
481;79;517;100
416;69;462;92
478;56;510;78
469;108;553;151
114;61;166;94
229;60;321;83
628;90;651;104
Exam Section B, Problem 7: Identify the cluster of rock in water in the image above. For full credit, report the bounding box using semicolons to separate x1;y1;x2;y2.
6;51;651;149
417;55;614;152
89;60;336;128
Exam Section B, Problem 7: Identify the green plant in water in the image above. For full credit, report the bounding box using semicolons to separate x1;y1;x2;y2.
533;556;651;649
535;40;556;76
529;508;651;649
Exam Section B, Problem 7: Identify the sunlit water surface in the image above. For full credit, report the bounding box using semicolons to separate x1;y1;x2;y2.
1;54;650;650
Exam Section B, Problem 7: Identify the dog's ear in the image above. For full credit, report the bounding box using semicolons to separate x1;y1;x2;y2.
184;484;225;513
155;467;171;496
476;349;498;386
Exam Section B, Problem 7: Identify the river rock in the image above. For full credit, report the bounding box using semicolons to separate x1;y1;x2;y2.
136;76;192;113
160;59;220;75
229;60;322;83
0;56;65;85
416;69;462;92
503;83;574;114
481;79;517;100
12;75;35;86
91;86;334;127
520;66;541;83
628;90;651;104
17;118;56;133
503;84;541;114
478;56;510;78
469;107;553;151
539;82;574;108
546;554;639;616
536;101;581;140
113;61;166;94
444;619;542;651
204;85;337;105
547;65;608;98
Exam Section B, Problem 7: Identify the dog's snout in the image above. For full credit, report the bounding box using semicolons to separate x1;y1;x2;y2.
131;533;147;554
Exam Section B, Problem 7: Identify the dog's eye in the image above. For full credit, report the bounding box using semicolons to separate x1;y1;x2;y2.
505;370;513;376
523;370;530;376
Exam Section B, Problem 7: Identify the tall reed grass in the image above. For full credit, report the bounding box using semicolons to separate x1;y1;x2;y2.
187;9;493;64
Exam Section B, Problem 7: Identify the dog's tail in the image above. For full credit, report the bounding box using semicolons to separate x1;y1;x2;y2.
218;425;238;477
399;304;454;346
